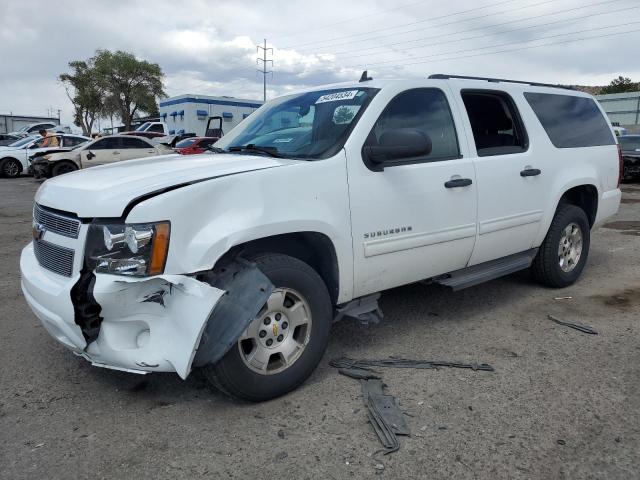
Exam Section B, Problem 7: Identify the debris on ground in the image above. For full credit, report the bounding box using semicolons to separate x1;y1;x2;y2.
554;296;573;300
548;315;598;335
330;356;495;372
331;356;495;455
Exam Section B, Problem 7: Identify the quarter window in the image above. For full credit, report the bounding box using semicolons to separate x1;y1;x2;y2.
461;91;528;157
367;88;460;163
524;92;615;148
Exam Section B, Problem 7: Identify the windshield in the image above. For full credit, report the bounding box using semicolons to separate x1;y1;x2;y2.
8;136;37;148
135;122;151;132
215;87;379;159
620;136;640;150
176;138;196;148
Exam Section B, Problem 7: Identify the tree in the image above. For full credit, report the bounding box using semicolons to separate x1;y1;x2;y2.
601;76;639;94
93;50;166;130
59;60;107;136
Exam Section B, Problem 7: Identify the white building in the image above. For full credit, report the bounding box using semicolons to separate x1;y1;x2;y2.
158;95;263;137
595;91;640;130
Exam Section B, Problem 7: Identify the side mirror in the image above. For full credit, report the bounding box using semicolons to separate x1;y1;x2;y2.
363;128;432;170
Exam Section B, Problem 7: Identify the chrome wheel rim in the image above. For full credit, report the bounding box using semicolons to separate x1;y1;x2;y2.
558;222;583;273
5;161;19;177
238;287;312;375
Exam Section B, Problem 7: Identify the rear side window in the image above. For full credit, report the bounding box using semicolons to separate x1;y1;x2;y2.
461;91;528;157
147;123;165;133
618;136;640;151
121;137;151;149
524;93;615;148
92;138;120;149
369;88;460;161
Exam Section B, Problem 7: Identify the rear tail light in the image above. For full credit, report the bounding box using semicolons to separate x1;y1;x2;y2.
617;144;624;187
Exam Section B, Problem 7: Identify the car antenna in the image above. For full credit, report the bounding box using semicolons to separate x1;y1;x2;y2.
359;70;373;82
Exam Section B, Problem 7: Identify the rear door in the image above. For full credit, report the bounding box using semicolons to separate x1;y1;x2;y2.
119;137;156;161
80;137;121;167
453;87;549;265
346;86;478;296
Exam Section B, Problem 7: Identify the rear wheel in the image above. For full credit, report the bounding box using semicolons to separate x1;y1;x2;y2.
531;204;590;288
51;161;78;177
202;253;332;401
1;158;21;178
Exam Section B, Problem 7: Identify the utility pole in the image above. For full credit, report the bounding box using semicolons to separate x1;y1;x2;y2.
256;38;273;102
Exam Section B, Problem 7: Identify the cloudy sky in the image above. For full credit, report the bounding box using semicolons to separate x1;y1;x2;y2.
1;0;639;129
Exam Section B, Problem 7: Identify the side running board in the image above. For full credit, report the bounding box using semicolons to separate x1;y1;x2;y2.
434;249;538;291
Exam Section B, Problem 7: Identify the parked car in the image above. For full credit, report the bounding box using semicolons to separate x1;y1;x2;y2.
618;135;640;180
123;121;169;138
174;137;219;155
0;134;89;178
31;135;173;178
20;74;621;401
0;133;20;146
9;122;72;137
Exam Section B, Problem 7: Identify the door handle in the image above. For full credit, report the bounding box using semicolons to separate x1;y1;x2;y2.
113;151;120;154
520;167;541;177
444;178;473;188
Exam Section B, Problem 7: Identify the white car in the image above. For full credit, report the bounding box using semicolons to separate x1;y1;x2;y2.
31;135;173;178
20;74;622;401
0;134;90;178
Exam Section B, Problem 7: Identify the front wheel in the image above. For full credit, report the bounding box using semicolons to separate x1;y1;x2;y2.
1;158;21;178
531;204;591;288
51;161;78;177
202;254;333;401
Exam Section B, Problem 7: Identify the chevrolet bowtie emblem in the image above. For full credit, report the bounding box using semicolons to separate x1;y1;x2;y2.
32;222;45;241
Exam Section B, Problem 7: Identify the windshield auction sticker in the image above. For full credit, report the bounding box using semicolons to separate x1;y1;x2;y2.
315;90;359;104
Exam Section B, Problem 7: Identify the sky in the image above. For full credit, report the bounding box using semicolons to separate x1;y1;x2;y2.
1;0;639;130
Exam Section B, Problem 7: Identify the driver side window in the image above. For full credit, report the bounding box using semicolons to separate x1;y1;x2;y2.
368;88;460;163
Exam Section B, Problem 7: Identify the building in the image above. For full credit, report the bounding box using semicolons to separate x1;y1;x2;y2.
0;114;60;134
158;95;263;137
596;91;640;132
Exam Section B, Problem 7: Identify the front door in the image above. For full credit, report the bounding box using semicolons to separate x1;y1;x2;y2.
346;87;478;297
80;137;121;167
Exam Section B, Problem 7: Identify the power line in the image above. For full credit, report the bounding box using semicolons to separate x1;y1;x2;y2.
256;39;273;102
358;26;640;70
279;0;521;50
332;0;629;59
284;0;553;51
347;20;640;68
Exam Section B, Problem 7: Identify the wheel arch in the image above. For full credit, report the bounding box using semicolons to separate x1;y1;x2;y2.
214;231;341;305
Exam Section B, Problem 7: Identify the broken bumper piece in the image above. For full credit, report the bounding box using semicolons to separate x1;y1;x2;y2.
20;243;224;379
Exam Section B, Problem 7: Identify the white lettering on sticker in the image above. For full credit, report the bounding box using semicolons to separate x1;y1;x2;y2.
273;138;294;143
316;90;359;104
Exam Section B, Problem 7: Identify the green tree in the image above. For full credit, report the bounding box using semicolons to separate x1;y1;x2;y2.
93;50;166;130
601;76;639;94
59;60;107;135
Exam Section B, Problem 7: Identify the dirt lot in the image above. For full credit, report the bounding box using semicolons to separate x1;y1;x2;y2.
1;177;639;479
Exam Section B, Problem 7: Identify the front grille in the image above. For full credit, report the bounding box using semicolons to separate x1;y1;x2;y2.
33;239;75;277
33;203;80;239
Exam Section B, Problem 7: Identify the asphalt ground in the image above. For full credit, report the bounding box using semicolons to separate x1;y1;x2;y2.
1;177;639;479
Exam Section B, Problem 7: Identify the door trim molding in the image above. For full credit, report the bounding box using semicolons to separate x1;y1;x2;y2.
479;210;543;235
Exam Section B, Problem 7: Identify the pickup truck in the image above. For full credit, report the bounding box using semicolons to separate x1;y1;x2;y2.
20;74;622;401
123;121;169;138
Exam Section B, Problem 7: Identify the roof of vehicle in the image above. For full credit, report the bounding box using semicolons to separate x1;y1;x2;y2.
619;134;640;138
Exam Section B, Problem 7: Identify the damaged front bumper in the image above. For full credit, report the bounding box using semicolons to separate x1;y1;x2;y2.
20;243;225;378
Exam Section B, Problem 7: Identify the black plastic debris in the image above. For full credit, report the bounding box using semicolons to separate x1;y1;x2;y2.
361;379;408;455
548;315;598;335
330;356;495;372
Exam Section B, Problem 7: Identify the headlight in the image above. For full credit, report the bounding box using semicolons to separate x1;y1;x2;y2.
85;221;170;276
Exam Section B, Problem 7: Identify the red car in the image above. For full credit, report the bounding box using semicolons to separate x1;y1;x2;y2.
174;137;219;155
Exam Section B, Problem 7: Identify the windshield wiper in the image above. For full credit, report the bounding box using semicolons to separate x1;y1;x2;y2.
228;144;283;158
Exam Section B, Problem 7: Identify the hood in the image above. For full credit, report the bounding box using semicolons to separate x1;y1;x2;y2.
36;153;299;218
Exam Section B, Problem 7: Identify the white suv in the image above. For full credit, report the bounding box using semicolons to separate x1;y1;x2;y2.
20;74;622;401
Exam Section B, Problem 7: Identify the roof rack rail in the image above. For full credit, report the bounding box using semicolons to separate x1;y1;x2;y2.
428;74;574;90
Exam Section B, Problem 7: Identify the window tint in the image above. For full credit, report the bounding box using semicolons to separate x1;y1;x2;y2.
147;123;165;133
462;91;528;156
121;137;150;149
368;88;459;162
618;136;640;151
200;138;216;147
92;137;120;149
524;93;615;148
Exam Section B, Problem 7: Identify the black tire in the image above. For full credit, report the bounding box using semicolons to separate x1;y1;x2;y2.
1;158;21;178
51;161;78;177
531;204;591;288
202;253;333;401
